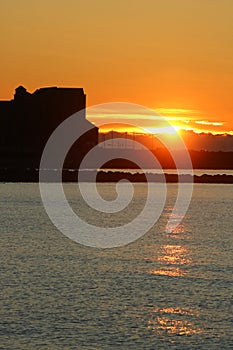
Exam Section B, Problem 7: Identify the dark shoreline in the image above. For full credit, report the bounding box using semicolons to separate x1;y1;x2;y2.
1;169;233;183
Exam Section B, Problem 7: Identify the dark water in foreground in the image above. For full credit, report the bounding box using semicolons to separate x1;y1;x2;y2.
0;183;232;349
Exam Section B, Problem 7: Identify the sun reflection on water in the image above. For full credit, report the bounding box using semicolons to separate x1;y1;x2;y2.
167;223;190;239
149;244;191;277
150;267;188;277
148;317;202;336
147;307;202;336
158;245;191;265
153;307;199;317
145;217;192;277
142;219;203;336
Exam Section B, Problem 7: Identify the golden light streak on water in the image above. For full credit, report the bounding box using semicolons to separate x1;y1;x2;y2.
147;307;202;336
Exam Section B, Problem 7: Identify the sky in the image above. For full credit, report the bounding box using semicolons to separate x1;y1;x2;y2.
1;0;233;135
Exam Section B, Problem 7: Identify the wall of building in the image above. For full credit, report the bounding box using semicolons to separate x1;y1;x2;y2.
0;86;98;169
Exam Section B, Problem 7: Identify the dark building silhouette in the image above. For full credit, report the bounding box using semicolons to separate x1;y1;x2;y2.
0;86;98;171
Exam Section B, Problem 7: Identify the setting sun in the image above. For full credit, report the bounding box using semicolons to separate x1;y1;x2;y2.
144;125;181;135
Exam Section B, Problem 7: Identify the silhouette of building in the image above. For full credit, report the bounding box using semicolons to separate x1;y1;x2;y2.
0;86;98;170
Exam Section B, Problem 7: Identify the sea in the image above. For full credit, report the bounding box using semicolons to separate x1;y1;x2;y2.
0;182;232;349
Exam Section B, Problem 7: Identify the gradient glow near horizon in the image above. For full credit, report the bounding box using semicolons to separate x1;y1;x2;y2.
0;0;233;134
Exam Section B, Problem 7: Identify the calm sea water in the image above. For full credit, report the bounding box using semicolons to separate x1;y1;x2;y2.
0;183;232;349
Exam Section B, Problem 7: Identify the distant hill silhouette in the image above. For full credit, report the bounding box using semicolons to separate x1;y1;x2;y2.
97;149;233;170
98;131;233;169
99;130;233;152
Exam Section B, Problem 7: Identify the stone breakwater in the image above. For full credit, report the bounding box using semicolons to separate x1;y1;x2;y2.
1;168;233;183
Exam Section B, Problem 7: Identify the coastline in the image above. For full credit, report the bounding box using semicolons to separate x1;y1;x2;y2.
1;169;233;183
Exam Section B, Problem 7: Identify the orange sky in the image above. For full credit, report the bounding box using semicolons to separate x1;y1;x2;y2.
0;0;233;134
